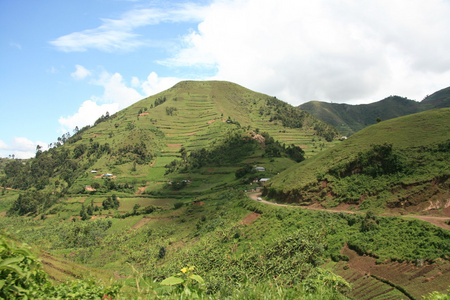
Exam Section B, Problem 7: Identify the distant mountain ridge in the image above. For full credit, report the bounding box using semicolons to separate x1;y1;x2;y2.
299;86;450;136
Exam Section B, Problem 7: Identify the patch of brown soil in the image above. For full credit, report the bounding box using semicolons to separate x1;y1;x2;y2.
299;145;308;149
130;217;152;230
185;131;200;136
90;215;108;220
150;159;157;167
342;245;377;274
139;112;149;116
85;186;96;192
193;201;205;206
135;185;147;195
252;134;265;146
206;168;214;172
0;211;6;217
207;119;216;124
167;143;183;148
340;244;450;299
240;212;261;225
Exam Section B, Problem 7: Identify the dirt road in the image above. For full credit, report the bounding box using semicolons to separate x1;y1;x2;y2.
248;193;450;230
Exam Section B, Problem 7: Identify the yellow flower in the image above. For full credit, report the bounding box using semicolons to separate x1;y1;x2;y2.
189;266;195;271
181;267;188;274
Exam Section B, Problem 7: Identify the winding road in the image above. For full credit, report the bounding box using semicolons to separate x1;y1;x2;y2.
248;193;450;230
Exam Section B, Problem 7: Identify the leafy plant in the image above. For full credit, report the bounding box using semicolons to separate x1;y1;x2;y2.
159;266;205;297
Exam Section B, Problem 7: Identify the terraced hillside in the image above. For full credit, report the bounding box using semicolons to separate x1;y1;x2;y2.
134;81;338;160
47;81;338;193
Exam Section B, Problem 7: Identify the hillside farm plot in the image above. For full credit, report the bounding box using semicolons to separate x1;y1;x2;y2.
117;197;176;211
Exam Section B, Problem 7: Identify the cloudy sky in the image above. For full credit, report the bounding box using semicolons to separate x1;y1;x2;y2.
1;0;450;158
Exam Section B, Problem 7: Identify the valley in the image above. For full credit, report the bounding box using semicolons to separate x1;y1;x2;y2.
0;81;449;299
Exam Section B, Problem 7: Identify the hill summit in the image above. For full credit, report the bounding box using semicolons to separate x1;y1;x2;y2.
2;80;338;195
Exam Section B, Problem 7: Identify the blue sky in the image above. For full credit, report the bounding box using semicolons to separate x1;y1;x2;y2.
1;0;450;158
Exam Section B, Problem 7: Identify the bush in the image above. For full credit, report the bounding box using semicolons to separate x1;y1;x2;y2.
173;202;184;209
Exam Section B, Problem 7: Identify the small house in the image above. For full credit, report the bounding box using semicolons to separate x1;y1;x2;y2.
259;178;270;183
254;167;265;172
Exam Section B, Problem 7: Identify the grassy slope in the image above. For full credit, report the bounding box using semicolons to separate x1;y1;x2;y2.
267;108;450;193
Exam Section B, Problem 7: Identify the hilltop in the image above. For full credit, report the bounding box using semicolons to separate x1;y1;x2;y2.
1;80;338;213
264;108;450;214
299;85;450;136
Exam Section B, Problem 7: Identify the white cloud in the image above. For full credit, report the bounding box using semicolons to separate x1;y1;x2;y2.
71;65;91;80
9;42;22;50
93;71;144;107
59;70;182;133
141;72;181;96
0;137;49;159
49;4;207;52
58;100;120;133
162;0;450;104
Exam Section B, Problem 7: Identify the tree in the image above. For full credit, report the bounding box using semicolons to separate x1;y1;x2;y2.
133;204;141;215
180;147;188;162
235;164;252;178
87;200;94;216
35;145;43;158
80;204;89;220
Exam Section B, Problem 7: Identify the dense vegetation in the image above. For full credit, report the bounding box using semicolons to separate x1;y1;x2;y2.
1;190;448;298
0;234;120;299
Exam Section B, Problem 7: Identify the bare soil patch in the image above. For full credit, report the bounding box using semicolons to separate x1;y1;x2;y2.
130;217;153;230
167;143;183;148
90;215;108;220
185;131;200;136
240;212;261;225
85;186;96;192
207;119;216;124
135;185;147;195
339;244;450;299
139;112;149;116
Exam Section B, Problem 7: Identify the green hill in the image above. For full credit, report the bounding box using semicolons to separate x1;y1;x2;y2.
3;81;337;194
264;108;450;212
1;82;449;299
299;86;450;136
